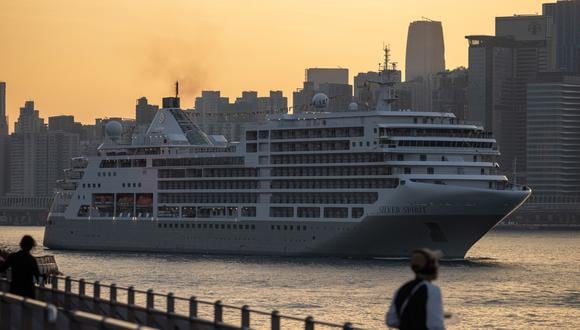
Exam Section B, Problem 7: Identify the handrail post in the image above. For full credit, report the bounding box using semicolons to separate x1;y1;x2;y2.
79;279;85;296
64;276;72;293
305;316;315;330
271;310;281;330
146;289;154;310
110;283;117;302
343;322;353;330
241;305;250;329
93;281;100;300
189;296;197;318
167;292;175;313
214;300;223;323
51;275;58;290
127;286;135;305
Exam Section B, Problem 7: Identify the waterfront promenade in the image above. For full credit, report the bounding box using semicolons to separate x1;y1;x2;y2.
0;275;358;330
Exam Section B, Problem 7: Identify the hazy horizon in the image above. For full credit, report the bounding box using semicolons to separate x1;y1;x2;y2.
1;0;546;129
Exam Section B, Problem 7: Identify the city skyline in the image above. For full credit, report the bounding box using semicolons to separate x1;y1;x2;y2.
0;0;546;129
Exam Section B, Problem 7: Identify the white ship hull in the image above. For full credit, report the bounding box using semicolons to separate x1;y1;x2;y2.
45;181;530;258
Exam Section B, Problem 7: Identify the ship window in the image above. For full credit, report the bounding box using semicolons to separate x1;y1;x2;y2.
221;224;225;229
352;142;356;147
352;207;364;218
324;207;348;218
404;168;411;174
427;168;434;174
420;155;427;161
203;224;207;228
259;130;269;139
246;131;257;141
303;226;307;230
180;224;185;228
77;205;90;217
122;183;125;188
82;184;86;188
366;142;370;146
359;142;363;147
138;183;142;187
98;173;101;177
397;154;404;161
251;225;255;230
277;225;281;230
209;224;213;229
245;225;250;230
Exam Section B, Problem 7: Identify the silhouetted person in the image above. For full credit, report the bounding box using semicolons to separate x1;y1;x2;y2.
386;248;445;330
0;235;40;298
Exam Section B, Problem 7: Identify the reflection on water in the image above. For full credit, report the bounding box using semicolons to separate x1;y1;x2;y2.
0;226;578;329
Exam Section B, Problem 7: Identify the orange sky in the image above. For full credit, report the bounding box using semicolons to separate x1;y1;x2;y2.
0;0;546;129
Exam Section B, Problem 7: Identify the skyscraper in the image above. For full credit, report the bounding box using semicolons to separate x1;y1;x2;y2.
527;73;580;201
0;82;8;196
135;97;159;129
405;20;445;82
9;101;79;197
294;68;352;113
0;82;7;135
305;68;348;89
543;0;580;73
466;15;550;182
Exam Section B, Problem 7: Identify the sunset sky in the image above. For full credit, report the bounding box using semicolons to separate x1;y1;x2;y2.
1;0;546;129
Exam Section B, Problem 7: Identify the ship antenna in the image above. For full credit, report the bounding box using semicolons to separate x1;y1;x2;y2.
175;81;179;98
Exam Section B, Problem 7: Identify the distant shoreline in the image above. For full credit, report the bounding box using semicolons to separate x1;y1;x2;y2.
494;224;580;231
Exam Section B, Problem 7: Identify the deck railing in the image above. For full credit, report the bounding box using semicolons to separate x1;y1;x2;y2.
36;275;360;330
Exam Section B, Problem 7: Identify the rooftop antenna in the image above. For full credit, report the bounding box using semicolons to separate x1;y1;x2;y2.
175;81;179;98
421;16;435;22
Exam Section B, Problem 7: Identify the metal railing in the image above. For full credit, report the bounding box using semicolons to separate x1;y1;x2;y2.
41;275;360;330
0;291;157;330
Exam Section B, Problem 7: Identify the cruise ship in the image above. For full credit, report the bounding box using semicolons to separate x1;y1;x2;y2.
44;77;531;259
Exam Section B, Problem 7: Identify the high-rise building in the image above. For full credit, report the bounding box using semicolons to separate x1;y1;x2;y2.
190;90;287;141
431;67;469;121
404;20;446;113
135;97;159;129
305;68;348;89
526;73;580;201
354;69;402;111
543;0;580;73
0;82;8;196
8;102;79;197
294;68;352;113
466;15;549;182
405;20;446;82
14;101;45;133
0;82;7;135
48;115;83;136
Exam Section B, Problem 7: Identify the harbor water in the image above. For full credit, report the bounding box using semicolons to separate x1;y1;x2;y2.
0;226;578;329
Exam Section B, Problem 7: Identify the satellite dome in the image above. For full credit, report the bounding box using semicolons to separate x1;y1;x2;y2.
348;102;359;111
312;93;329;108
105;121;123;141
